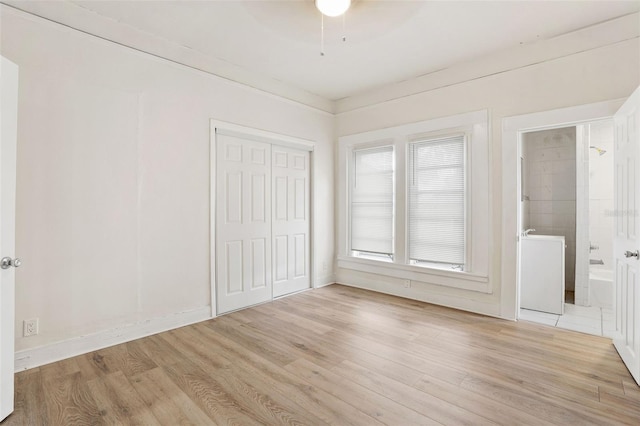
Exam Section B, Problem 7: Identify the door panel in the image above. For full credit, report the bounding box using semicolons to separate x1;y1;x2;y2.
250;238;267;289
274;235;288;282
251;174;266;222
272;146;310;298
275;176;287;220
294;178;306;220
613;86;640;385
1;56;18;422
225;172;242;223
294;233;306;277
216;134;272;314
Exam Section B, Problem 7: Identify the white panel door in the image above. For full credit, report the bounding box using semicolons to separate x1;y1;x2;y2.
272;146;310;297
613;86;640;385
216;133;272;314
0;56;19;422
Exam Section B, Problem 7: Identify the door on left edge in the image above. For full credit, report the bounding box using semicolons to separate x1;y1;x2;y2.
1;56;19;422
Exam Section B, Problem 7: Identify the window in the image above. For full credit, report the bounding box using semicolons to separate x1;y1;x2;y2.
350;146;394;259
337;110;489;291
408;136;465;269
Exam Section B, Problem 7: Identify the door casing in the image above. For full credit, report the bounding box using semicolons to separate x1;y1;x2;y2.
501;99;624;320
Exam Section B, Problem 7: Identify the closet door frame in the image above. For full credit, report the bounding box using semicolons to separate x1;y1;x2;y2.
210;120;315;317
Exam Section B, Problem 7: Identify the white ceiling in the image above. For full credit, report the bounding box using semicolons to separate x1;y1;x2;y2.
5;0;640;104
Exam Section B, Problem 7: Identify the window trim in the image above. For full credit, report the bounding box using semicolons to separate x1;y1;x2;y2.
347;141;396;259
337;110;490;293
406;131;469;270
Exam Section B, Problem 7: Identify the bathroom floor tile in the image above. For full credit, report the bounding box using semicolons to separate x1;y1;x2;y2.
520;316;559;327
519;309;559;326
556;321;602;336
563;303;602;319
519;308;560;320
557;314;601;329
519;304;616;337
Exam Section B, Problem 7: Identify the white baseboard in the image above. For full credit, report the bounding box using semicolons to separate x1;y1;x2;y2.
15;306;212;372
315;274;335;288
336;281;502;319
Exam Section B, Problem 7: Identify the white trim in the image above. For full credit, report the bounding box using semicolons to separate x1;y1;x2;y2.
1;4;334;115
337;256;490;293
15;307;211;372
211;120;314;151
340;110;487;145
336;281;501;318
501;98;624;320
209;120;316;314
314;276;336;288
209;122;217;318
335;13;639;114
337;109;490;293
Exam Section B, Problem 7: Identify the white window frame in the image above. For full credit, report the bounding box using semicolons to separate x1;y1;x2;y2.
337;110;490;293
406;132;468;270
347;139;396;261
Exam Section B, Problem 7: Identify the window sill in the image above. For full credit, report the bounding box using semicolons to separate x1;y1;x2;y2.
336;255;491;293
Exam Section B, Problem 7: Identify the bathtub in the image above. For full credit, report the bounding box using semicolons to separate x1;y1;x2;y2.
589;267;613;309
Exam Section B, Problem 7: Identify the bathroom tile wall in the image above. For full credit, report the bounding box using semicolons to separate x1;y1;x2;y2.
523;127;577;290
588;120;615;270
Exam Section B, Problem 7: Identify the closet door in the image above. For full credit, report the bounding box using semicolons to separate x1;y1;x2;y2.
272;146;310;297
216;133;272;314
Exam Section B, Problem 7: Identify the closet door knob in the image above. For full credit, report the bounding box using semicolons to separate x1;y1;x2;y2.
624;250;639;259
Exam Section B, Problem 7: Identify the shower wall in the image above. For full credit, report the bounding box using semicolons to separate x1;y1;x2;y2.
588;120;615;270
523;127;577;290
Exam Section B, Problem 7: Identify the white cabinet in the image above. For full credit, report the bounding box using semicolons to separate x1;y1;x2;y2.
521;235;565;315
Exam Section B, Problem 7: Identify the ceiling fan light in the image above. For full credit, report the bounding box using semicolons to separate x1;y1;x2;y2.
315;0;351;17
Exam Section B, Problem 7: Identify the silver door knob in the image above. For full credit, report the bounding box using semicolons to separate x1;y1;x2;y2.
624;250;639;258
1;257;21;269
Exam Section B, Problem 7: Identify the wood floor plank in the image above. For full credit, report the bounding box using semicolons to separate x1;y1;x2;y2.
128;367;215;424
191;323;386;426
86;371;160;425
623;377;640;397
284;358;439;425
3;368;49;426
212;363;326;426
160;358;265;426
134;333;186;368
42;371;103;425
330;359;496;425
161;324;334;425
10;284;640;425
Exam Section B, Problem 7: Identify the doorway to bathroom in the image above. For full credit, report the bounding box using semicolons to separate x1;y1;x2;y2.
518;120;616;337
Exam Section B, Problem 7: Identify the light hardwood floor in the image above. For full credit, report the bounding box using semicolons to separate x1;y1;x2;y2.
5;284;640;425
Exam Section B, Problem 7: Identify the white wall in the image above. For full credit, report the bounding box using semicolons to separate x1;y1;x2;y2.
1;7;335;355
2;4;639;363
588;120;615;269
336;30;639;318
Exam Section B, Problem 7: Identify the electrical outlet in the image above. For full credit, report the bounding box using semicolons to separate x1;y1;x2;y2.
23;318;38;337
403;280;411;289
322;261;327;272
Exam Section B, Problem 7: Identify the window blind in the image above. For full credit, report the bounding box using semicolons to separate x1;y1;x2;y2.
408;136;465;266
351;146;394;256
